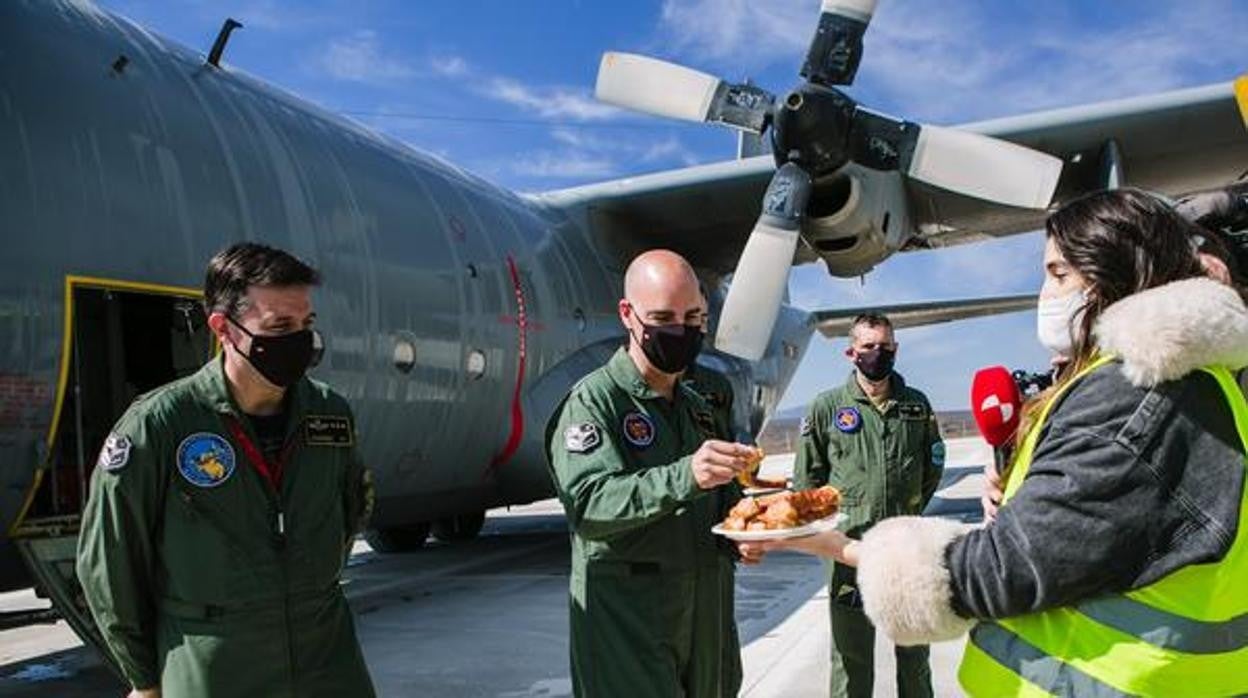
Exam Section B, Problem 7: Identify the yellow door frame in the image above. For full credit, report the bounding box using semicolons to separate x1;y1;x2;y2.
9;275;205;536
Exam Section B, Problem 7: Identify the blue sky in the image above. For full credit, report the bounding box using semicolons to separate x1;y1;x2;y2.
100;0;1248;410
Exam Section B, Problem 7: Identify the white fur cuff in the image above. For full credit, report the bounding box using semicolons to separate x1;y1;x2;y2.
857;516;976;646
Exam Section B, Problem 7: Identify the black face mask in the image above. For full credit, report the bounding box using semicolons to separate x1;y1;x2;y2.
854;347;896;383
633;320;705;375
228;317;315;388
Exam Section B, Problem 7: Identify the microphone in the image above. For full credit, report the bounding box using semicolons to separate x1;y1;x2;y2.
971;366;1023;447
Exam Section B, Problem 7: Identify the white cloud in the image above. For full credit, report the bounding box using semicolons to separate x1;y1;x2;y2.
640;136;700;165
318;30;414;85
484;78;621;120
656;0;812;70
431;55;470;77
510;150;618;179
530;127;702;181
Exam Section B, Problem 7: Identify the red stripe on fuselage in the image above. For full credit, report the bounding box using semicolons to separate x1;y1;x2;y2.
490;256;527;470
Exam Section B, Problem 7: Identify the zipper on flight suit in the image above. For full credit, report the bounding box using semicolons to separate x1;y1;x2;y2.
222;411;302;695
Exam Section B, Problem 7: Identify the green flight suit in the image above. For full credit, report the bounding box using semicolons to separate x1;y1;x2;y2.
76;357;375;698
546;348;742;698
794;370;945;698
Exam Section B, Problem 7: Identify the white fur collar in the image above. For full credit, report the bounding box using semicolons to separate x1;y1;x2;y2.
1095;278;1248;388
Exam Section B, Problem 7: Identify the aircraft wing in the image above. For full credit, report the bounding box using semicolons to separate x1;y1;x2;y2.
810;294;1038;338
534;78;1248;272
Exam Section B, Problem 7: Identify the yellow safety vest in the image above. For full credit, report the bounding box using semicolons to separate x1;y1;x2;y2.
958;358;1248;697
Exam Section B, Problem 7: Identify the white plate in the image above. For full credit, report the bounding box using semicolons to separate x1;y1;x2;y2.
742;485;787;496
711;512;846;541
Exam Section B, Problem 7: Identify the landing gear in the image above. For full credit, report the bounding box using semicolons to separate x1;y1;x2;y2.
364;522;431;553
430;511;486;543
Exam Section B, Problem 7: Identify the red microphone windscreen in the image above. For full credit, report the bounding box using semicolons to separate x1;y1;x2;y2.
971;366;1023;447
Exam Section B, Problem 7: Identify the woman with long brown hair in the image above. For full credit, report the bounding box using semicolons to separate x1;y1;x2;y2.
748;188;1248;697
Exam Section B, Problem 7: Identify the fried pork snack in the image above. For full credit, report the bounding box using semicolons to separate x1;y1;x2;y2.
720;486;841;531
735;446;765;487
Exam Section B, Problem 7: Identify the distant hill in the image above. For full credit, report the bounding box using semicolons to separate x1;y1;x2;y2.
758;407;978;455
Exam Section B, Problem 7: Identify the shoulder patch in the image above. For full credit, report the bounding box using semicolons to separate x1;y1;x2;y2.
97;433;132;472
835;407;862;434
799;417;812;437
305;414;354;447
564;423;602;454
621;411;656;449
176;433;237;488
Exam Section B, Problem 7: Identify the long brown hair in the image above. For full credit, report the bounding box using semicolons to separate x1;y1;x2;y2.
1010;188;1208;452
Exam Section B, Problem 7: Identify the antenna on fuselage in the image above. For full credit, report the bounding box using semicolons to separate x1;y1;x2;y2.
206;18;243;68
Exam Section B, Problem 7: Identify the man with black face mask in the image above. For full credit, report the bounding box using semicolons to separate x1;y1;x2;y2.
793;312;944;698
77;243;375;698
545;249;757;698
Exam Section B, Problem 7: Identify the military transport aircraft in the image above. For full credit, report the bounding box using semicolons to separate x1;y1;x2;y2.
2;0;1246;666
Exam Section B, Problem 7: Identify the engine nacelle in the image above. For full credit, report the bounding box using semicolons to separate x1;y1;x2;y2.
801;165;913;277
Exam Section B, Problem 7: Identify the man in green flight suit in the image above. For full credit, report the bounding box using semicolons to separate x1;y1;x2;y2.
794;313;945;698
546;249;758;698
77;243;375;698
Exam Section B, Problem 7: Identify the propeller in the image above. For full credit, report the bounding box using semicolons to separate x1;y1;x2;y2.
596;53;774;133
595;0;1064;360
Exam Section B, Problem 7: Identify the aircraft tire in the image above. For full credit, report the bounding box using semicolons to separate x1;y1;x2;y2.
364;522;431;553
430;511;486;542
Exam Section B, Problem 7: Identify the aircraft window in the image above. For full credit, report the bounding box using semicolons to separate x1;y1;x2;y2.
574;308;586;332
393;338;416;374
467;349;487;379
310;329;325;367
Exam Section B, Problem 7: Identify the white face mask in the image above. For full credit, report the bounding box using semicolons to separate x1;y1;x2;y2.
1036;290;1086;357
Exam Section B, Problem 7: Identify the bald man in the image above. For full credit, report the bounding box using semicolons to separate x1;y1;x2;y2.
545;249;756;697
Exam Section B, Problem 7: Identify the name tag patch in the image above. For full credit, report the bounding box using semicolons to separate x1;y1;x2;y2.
693;410;717;439
305;415;354;447
898;403;927;420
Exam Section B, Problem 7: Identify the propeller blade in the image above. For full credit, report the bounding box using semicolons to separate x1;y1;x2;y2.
715;163;813;361
801;0;879;86
595;52;721;123
906;125;1063;209
595;52;774;131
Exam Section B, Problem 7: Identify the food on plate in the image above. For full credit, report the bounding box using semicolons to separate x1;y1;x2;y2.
720;486;841;531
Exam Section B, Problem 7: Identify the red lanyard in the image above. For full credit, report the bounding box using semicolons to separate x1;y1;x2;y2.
223;416;287;492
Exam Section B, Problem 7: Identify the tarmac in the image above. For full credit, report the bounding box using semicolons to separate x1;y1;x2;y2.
0;438;991;697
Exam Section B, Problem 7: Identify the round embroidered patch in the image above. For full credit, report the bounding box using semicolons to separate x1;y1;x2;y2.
834;407;862;434
622;411;656;448
176;433;237;488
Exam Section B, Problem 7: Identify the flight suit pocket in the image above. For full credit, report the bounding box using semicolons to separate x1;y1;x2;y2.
158;606;285;697
583;562;662;646
829;479;868;534
580;563;684;696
